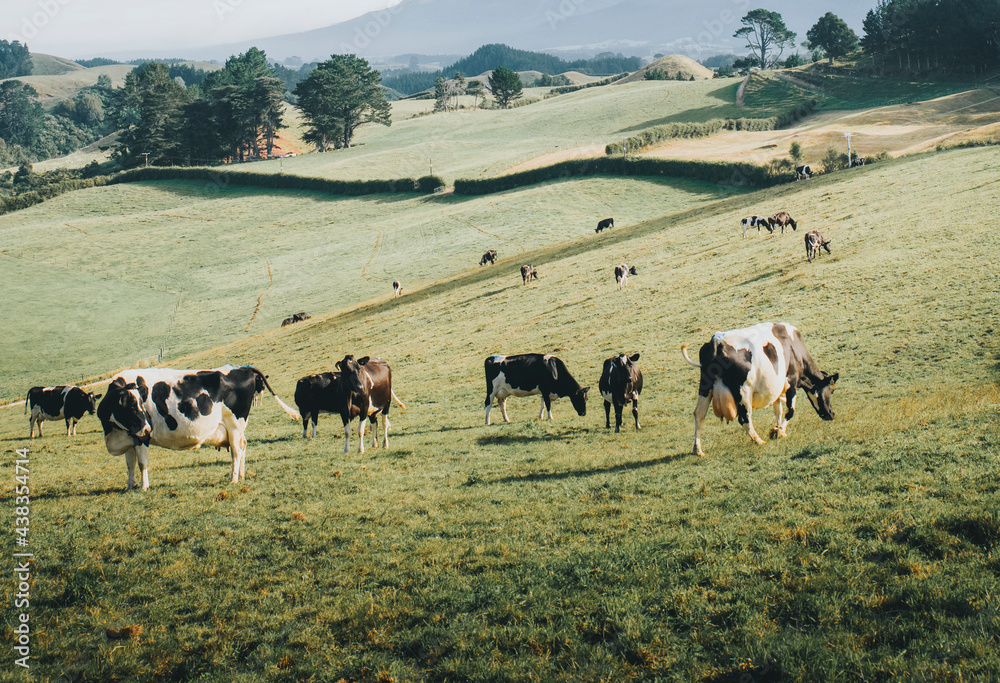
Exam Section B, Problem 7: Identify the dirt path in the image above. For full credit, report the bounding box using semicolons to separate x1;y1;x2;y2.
243;260;273;331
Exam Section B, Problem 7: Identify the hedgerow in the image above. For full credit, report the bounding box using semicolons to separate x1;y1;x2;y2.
110;167;424;195
605;100;817;155
453;157;786;195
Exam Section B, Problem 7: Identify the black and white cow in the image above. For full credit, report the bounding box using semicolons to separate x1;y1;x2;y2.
480;249;498;266
484;354;589;424
596;218;614;233
25;385;101;437
521;264;538;284
681;322;838;456
741;215;771;238
795;165;812;180
599;353;643;432
392;281;402;297
805;230;832;262
327;355;406;454
97;366;299;491
614;264;638;289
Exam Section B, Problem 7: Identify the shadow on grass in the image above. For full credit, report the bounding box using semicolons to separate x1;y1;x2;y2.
476;426;594;446
33;486;128;500
487;451;691;485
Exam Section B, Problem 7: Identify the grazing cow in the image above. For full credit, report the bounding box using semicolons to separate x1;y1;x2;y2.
281;312;311;327
97;366;299;491
484;354;589;424
331;355;406;454
596;218;615;233
392;281;402;297
480;249;498;266
294;371;342;439
741;215;771;238
805;230;832;262
25;385;102;437
521;264;538;284
599;353;643;432
768;211;798;234
614;264;638;289
681;322;838;456
795;165;812;180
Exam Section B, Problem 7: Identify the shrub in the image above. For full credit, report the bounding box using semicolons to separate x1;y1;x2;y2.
417;175;446;193
822;148;849;173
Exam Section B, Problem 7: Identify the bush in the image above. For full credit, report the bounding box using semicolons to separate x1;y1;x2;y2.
417;175;446;193
822;148;849;173
111;167;421;195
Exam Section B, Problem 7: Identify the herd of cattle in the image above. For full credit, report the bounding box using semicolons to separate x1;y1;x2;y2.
24;320;838;491
22;211;842;491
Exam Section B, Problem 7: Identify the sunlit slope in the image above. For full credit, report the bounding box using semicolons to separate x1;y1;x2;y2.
179;145;998;424
0;175;742;400
231;78;746;183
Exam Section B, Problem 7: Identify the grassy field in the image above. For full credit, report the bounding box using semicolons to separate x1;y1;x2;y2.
1;143;997;681
0;174;744;401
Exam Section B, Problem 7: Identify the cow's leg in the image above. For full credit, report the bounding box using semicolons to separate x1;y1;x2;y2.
604;400;612;429
738;386;766;445
28;415;35;438
66;418;72;436
342;417;351;455
614;402;624;433
770;396;788;439
632;398;641;431
370;413;379;449
500;396;511;423
540;394;553;420
302;412;310;438
485;391;495;425
382;413;390;449
357;415;366;454
693;393;711;456
125;447;137;491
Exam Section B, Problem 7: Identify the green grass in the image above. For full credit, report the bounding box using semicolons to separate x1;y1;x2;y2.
1;144;998;681
0;175;744;401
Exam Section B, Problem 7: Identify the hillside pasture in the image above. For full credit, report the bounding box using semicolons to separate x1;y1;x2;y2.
0;174;743;401
0;145;998;681
2;63;135;109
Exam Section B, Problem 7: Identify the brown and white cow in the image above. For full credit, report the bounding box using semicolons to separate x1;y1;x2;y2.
333;355;406;454
97;366;299;491
681;322;838;456
795;165;812;180
392;281;402;297
768;211;797;233
599;353;643;432
521;264;538;284
614;264;637;289
25;385;101;437
805;230;832;262
484;354;589;424
480;249;498;266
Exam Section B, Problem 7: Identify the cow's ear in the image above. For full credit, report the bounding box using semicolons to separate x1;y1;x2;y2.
827;373;839;386
335;361;342;370
135;376;149;401
94;394;102;400
629;353;640;362
547;357;559;381
581;387;590;396
358;356;370;366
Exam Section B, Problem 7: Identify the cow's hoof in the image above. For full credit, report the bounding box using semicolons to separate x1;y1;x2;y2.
769;427;787;439
751;435;766;445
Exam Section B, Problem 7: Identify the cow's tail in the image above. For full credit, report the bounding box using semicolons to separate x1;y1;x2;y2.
251;367;301;421
681;344;702;368
391;389;406;411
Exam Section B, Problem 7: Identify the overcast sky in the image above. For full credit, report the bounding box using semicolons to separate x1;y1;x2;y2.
4;0;402;58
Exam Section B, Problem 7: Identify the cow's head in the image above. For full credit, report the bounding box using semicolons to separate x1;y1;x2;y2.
86;391;102;415
335;355;370;395
570;387;590;416
801;372;838;420
97;378;150;444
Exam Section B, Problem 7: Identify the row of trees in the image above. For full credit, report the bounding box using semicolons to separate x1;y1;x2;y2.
432;66;525;112
734;10;859;69
0;40;32;80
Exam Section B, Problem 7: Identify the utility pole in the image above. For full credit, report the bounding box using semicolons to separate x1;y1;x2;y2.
843;132;854;168
429;158;433;176
141;152;150;167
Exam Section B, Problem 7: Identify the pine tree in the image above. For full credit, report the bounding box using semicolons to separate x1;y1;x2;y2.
488;66;523;109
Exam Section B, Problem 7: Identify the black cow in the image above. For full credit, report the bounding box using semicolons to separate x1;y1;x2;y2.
331;355;406;454
25;385;102;437
96;366;299;490
599;353;643;432
281;312;311;327
614;264;637;289
392;281;402;297
480;249;498;266
294;371;342;439
795;165;812;180
484;353;589;424
681;322;838;456
596;218;614;233
521;264;538;284
805;230;832;262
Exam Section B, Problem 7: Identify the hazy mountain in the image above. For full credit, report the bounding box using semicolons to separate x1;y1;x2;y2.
98;0;875;63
